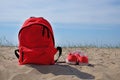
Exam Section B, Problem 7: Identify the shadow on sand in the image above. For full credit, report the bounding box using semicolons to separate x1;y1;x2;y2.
28;64;95;80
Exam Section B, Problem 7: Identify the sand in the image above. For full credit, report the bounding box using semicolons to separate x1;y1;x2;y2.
0;47;120;80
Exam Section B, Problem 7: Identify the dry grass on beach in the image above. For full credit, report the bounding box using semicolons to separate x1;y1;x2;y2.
0;46;120;80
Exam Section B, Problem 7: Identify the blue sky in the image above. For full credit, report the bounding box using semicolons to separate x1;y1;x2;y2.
0;0;120;46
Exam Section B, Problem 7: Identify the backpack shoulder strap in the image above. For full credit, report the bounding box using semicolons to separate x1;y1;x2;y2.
15;49;19;59
55;47;62;63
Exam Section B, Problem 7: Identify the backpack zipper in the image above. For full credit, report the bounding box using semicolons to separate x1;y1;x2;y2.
42;26;50;39
22;52;24;62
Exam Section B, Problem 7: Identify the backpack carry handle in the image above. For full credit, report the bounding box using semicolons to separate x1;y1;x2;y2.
15;49;19;59
55;47;62;63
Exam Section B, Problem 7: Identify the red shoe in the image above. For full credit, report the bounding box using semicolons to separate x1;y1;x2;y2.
75;53;88;64
66;51;89;65
66;53;77;64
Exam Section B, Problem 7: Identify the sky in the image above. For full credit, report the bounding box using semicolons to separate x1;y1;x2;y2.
0;0;120;46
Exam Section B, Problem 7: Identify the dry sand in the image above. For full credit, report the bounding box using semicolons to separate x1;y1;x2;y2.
0;47;120;80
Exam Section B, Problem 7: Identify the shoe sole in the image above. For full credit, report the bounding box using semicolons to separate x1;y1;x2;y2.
66;59;77;65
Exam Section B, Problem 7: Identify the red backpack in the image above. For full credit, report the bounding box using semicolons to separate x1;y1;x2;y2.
15;17;62;65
